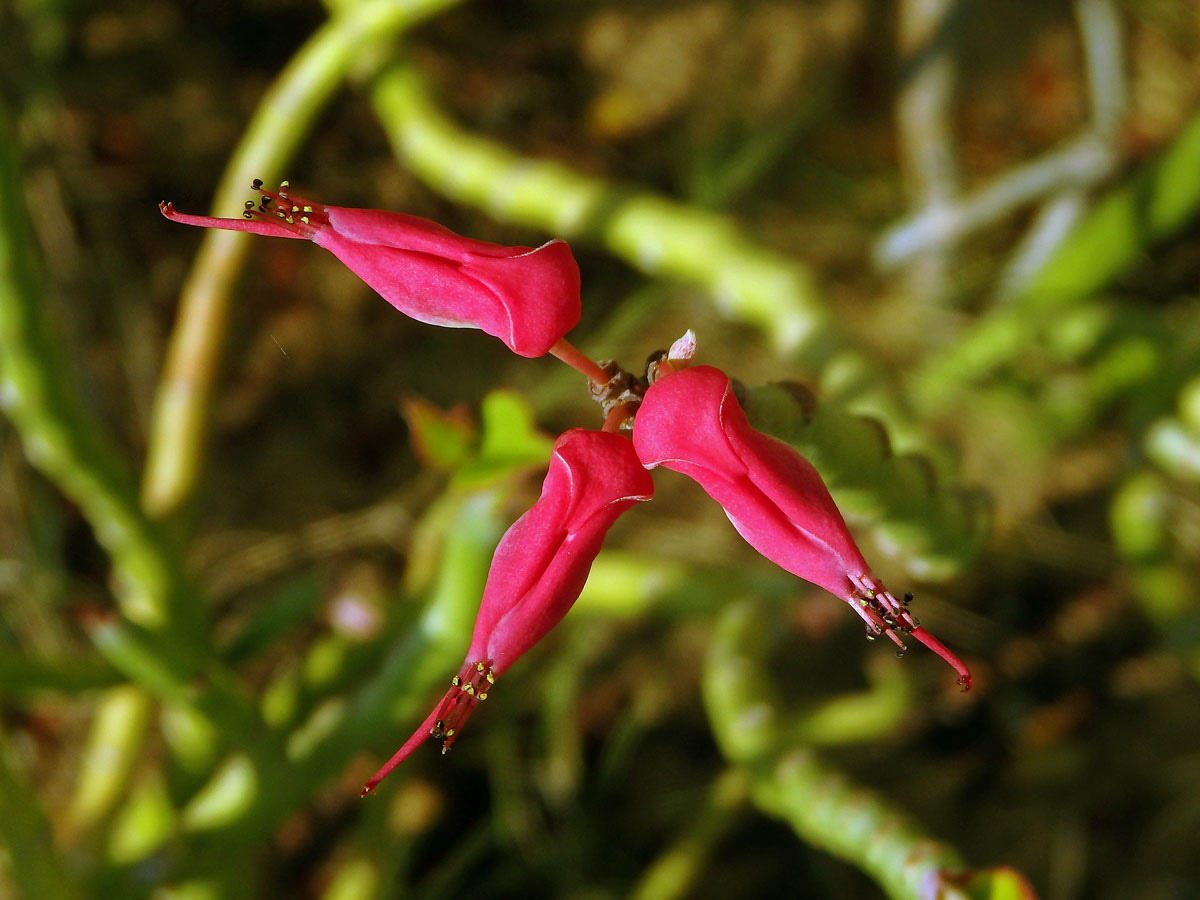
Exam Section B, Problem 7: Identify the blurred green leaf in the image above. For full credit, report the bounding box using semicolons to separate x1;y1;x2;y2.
954;866;1040;900
455;389;554;485
400;394;478;471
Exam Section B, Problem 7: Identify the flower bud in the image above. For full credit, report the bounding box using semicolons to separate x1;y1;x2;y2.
161;182;580;357
363;429;653;794
633;365;970;688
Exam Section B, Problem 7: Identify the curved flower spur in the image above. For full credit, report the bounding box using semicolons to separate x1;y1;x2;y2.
160;180;587;360
632;363;971;690
361;428;654;795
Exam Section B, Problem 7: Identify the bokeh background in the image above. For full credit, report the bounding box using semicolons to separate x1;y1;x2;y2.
2;1;1200;898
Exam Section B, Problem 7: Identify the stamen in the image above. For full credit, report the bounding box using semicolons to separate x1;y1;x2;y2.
428;659;497;754
242;182;328;237
910;627;973;691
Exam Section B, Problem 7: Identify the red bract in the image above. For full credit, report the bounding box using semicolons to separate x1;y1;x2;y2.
362;428;653;795
633;365;970;688
160;181;581;358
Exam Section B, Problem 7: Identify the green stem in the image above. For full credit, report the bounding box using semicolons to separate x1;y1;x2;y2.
703;602;969;900
630;768;749;900
0;100;194;635
0;736;84;900
142;0;465;519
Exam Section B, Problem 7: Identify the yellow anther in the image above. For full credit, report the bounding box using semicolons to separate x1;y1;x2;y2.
465;685;475;696
486;671;495;684
300;216;309;224
280;180;290;188
291;205;299;213
445;728;455;737
302;205;313;213
476;662;485;672
478;692;488;701
451;675;460;687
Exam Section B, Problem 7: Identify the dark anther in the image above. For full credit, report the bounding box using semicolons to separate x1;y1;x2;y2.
903;592;914;605
244;200;255;209
251;178;264;190
242;211;253;219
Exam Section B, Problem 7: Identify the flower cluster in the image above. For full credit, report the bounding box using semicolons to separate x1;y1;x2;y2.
161;184;972;796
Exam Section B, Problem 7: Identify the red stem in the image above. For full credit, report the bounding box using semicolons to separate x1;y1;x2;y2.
602;403;633;433
549;338;610;384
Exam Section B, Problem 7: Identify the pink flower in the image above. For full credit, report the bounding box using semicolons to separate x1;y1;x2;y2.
362;428;653;794
632;365;970;688
160;181;581;358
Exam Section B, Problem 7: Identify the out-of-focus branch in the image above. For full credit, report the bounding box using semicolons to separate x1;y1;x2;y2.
630;769;750;900
876;0;1126;273
912;109;1200;410
875;131;1117;270
893;0;963;300
0;737;84;900
996;0;1128;297
703;602;975;900
0;100;194;634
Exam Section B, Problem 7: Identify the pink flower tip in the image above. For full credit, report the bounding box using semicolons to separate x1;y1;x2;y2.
363;428;652;794
633;364;971;688
361;659;496;796
161;181;581;357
